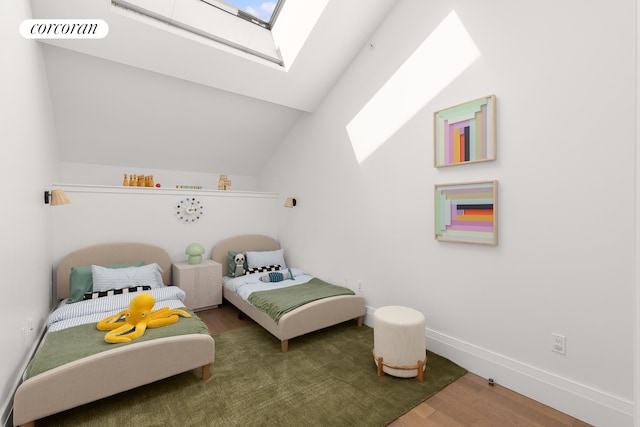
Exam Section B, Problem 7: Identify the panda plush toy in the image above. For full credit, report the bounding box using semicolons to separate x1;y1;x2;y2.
233;253;246;277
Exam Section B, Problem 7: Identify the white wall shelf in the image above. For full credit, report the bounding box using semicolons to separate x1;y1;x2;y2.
52;183;277;199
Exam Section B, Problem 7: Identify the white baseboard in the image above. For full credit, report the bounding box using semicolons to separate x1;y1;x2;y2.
1;397;13;427
2;325;48;427
2;366;21;427
425;328;634;427
361;307;633;426
4;309;634;426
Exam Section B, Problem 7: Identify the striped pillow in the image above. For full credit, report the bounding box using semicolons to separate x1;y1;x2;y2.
245;265;282;275
82;285;152;300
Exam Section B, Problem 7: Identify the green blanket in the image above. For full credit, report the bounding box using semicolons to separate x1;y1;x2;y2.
247;278;355;323
25;309;210;379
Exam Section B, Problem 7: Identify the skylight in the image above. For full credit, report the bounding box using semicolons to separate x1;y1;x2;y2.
113;0;287;64
112;0;320;68
203;0;285;29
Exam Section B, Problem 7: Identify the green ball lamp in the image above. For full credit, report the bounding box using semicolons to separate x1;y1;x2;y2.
185;243;205;265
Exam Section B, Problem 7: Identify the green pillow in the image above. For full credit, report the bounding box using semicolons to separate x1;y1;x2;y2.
68;261;145;303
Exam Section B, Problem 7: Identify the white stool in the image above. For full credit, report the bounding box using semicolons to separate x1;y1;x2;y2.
373;306;426;381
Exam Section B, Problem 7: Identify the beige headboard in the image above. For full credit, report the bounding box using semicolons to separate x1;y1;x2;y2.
211;234;281;277
55;242;172;300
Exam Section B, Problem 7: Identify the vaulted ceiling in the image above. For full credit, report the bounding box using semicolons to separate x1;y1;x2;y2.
30;0;398;175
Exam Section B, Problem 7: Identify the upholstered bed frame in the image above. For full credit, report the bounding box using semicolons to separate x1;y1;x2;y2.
13;243;215;427
211;235;366;352
54;242;172;300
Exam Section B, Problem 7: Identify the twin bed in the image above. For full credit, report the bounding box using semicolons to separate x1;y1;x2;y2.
12;236;365;426
12;243;215;427
212;234;366;352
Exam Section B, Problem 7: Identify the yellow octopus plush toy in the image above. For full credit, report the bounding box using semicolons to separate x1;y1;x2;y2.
97;293;191;343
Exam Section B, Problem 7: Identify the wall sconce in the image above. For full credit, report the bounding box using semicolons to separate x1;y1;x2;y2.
44;189;71;206
284;197;297;208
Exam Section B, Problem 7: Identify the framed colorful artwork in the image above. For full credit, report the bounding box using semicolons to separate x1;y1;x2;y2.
434;180;498;245
434;95;496;167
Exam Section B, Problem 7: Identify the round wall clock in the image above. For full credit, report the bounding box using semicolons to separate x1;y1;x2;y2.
176;197;203;222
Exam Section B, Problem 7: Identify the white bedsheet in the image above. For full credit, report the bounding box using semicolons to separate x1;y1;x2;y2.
48;286;187;332
222;268;312;302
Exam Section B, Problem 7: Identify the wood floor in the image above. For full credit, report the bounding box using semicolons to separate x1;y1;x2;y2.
198;303;592;427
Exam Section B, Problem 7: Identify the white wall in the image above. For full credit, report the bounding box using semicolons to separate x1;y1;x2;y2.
636;3;640;425
59;162;259;191
51;185;279;275
0;2;60;425
53;163;275;276
260;0;636;425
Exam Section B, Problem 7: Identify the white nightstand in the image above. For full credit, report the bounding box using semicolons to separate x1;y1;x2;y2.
172;260;222;311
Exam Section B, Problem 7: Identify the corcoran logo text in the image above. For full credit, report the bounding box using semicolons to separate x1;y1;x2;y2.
20;19;108;39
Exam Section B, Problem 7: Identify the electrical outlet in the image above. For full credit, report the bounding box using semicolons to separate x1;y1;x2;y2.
357;281;364;293
552;333;566;355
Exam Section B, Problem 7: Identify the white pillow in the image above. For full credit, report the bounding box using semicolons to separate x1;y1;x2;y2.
245;249;286;269
92;263;164;291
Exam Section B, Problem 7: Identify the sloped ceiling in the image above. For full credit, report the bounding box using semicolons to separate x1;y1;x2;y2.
30;0;398;175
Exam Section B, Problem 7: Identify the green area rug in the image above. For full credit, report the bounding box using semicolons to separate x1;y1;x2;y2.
38;322;466;426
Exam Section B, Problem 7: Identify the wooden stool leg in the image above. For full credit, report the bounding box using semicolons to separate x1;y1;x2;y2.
417;359;424;382
377;356;384;377
202;364;211;381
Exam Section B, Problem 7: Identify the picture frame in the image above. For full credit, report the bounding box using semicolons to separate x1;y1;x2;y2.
434;180;498;245
434;95;496;167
